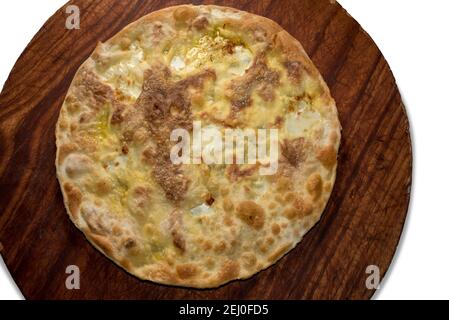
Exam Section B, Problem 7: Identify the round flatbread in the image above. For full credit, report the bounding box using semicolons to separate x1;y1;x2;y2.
56;4;341;288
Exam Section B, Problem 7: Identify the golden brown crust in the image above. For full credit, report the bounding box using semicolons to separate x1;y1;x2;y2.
56;4;341;288
88;234;115;257
267;243;292;263
62;182;82;219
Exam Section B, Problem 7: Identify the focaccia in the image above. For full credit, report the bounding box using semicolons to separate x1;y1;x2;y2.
56;4;341;288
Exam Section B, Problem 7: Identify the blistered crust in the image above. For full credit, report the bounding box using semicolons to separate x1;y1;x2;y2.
55;4;341;288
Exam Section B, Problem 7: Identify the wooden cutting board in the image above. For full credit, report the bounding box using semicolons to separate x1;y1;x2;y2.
0;0;412;300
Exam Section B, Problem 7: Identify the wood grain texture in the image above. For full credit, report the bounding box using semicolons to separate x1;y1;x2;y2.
0;0;412;300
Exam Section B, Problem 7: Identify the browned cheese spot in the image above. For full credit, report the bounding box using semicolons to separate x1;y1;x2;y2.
293;196;313;218
236;200;265;230
281;138;306;167
276;177;293;192
284;192;296;203
205;258;215;269
242;253;257;269
283;196;313;220
65;94;81;114
122;237;137;249
176;263;198;279
130;185;152;211
284;60;308;82
214;240;227;254
283;208;297;220
111;103;126;125
72;68;113;110
316;145;338;170
114;64;216;203
228;53;280;111
193;16;209;30
94;178;112;195
143;147;188;203
306;173;323;200
271;223;281;235
226;164;259;182
202;240;213;251
78;111;95;124
169;210;186;253
222;197;234;212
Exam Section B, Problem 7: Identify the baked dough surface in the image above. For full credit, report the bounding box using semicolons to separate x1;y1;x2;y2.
56;4;341;288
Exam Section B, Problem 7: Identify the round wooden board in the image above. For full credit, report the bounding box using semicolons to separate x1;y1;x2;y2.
0;0;412;300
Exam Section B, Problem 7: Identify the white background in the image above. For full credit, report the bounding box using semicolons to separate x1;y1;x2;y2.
0;0;448;300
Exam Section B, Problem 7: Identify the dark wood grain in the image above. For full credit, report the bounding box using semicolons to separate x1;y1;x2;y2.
0;0;412;300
